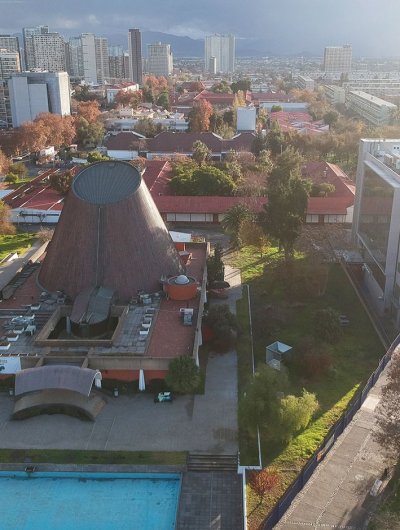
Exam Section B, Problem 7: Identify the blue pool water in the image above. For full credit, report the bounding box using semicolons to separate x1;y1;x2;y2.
0;471;181;530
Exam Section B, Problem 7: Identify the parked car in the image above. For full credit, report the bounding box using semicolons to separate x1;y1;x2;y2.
154;391;173;403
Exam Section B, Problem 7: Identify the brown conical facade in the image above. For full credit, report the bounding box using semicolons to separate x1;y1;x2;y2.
39;161;184;302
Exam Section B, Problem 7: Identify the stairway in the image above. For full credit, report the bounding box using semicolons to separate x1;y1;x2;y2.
187;453;238;472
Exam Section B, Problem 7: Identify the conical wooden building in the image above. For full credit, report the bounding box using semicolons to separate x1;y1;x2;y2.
39;161;184;302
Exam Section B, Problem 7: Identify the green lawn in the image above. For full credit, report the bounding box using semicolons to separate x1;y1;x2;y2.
0;448;187;466
0;233;36;262
229;246;385;530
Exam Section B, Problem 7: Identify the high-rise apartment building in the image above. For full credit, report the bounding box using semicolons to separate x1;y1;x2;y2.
8;71;70;127
0;50;21;80
66;37;84;80
0;35;20;54
95;36;109;84
323;45;352;75
109;46;129;81
128;29;143;85
31;32;66;72
23;25;49;70
204;34;235;74
147;43;173;77
0;80;12;128
81;33;98;84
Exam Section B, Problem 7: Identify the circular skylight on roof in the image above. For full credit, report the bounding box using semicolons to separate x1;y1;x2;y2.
175;275;190;285
72;161;141;205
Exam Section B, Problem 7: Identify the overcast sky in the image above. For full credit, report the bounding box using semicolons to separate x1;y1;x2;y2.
1;0;399;56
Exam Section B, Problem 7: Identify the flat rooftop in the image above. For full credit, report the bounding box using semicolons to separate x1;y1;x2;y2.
0;243;207;363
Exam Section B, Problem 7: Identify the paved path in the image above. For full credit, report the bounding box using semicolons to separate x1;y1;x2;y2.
0;240;45;291
275;365;392;530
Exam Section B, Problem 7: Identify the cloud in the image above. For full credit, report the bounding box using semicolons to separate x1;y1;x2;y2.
0;0;398;56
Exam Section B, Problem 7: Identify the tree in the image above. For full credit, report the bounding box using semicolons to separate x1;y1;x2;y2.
238;219;268;256
192;140;211;166
87;151;110;163
17;121;49;153
188;99;213;132
157;90;170;110
77;101;101;123
374;351;400;457
221;204;254;248
275;390;319;442
0;201;16;235
231;79;251;93
206;243;224;282
203;304;238;351
314;307;342;343
73;85;99;102
134;118;163;138
8;162;27;179
49;171;74;195
34;113;76;148
75;117;104;148
249;469;280;502
261;147;311;261
252;129;268;156
114;89;142;108
211;80;232;93
165;355;201;394
323;110;339;126
4;173;18;184
310;183;336;197
256;149;274;173
266;121;286;156
0;149;10;175
270;105;283;113
239;365;289;436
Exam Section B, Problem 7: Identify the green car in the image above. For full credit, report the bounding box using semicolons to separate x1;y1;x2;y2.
154;391;173;403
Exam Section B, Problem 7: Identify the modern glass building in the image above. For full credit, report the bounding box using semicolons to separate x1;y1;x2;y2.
352;139;400;324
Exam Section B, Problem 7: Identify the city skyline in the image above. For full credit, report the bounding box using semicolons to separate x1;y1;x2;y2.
0;0;399;57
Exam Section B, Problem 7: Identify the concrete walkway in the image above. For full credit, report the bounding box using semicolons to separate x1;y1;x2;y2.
275;365;393;530
0;240;46;291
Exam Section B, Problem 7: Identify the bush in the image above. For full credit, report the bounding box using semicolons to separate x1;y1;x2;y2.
5;173;18;184
165;355;201;394
203;304;238;352
314;307;342;343
285;335;333;381
275;389;319;443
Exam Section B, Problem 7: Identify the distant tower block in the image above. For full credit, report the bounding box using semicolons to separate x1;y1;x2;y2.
209;56;217;75
38;161;184;302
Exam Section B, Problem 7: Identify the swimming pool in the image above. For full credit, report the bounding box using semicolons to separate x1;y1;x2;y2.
0;471;181;530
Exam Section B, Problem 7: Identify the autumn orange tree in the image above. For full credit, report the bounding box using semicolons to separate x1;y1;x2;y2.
77;101;101;123
0;149;10;175
114;89;142;109
0;201;16;235
188;99;213;132
249;469;280;507
142;76;168;102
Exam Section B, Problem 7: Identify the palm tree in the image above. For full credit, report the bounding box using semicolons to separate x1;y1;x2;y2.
221;204;253;248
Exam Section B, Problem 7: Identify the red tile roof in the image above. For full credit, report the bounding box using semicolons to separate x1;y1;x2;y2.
104;131;144;150
145;131;255;155
154;195;266;214
142;160;171;196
